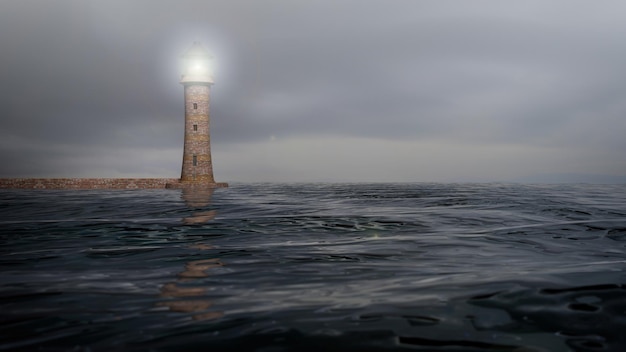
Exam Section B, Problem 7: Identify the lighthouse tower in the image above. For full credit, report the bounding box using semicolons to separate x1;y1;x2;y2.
174;42;227;188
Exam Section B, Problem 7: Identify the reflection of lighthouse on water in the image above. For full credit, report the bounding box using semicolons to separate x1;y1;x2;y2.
157;184;223;320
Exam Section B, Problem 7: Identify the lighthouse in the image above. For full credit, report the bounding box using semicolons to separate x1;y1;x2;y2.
170;42;227;188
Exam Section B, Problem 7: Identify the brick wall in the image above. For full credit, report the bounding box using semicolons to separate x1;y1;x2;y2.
181;83;214;182
0;178;180;189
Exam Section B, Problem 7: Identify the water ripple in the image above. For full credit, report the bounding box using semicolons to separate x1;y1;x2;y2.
1;183;626;351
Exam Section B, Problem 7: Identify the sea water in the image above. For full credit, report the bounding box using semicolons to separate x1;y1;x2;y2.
1;183;625;351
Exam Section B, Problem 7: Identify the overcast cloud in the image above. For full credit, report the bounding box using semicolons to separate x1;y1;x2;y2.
1;0;625;182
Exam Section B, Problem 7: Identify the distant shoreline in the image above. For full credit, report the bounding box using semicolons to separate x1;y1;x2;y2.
0;178;227;189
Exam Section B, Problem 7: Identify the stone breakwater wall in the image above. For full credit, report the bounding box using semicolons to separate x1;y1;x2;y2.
0;178;180;189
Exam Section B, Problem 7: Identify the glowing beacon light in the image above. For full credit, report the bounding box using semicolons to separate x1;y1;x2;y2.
180;41;214;84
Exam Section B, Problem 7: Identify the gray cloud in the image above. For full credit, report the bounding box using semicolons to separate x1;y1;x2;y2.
1;0;625;182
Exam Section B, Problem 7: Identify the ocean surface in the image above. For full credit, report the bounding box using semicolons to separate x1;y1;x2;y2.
1;183;626;351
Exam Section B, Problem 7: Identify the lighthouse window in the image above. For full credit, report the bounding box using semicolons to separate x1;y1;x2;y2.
193;155;197;166
193;103;198;110
193;124;198;131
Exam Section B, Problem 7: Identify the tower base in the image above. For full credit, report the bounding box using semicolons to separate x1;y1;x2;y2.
165;180;228;189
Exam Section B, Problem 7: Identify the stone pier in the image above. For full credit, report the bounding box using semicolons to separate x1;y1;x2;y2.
0;178;228;190
0;178;179;189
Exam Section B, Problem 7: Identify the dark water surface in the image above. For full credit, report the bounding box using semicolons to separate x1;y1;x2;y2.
1;183;626;351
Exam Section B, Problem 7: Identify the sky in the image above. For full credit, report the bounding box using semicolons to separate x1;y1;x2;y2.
1;0;625;183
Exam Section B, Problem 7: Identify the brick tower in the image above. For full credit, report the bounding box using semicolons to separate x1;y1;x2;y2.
172;42;227;188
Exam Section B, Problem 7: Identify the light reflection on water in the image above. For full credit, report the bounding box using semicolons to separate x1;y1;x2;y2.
1;183;626;351
160;187;223;321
